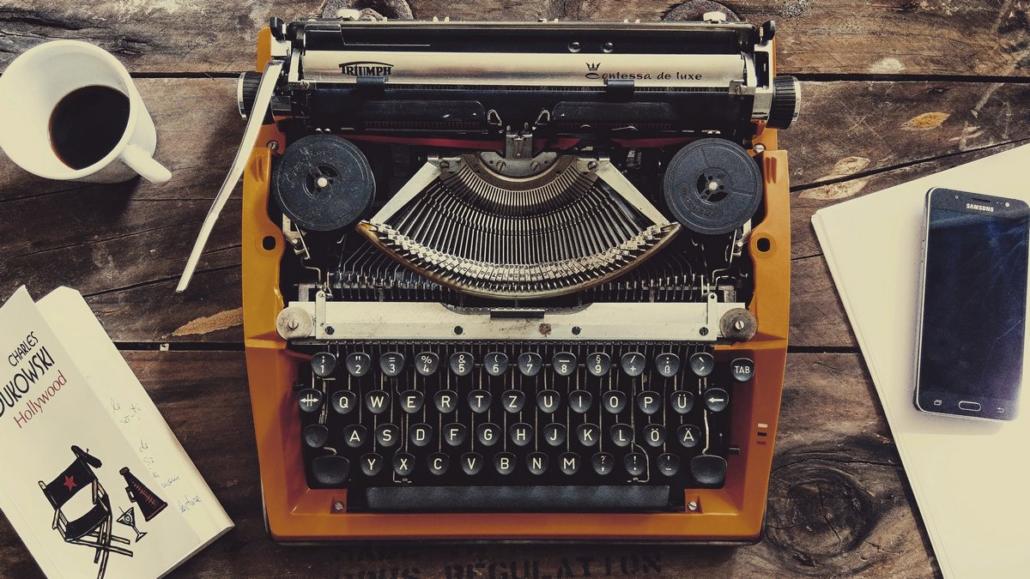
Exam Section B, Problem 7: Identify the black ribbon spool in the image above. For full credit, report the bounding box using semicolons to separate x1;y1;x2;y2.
273;134;375;232
662;138;763;236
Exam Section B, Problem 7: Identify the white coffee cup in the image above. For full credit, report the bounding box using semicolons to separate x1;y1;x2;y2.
0;40;171;183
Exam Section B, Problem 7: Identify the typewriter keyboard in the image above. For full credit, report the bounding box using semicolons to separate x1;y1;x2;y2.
294;343;753;512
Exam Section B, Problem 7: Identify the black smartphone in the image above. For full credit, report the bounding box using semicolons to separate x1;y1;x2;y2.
914;188;1030;420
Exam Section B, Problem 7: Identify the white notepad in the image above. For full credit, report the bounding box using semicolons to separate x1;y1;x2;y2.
812;145;1030;578
0;287;232;578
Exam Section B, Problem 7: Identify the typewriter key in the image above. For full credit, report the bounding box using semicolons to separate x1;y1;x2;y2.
592;452;614;476
461;452;484;476
655;353;681;378
331;390;357;415
610;423;633;447
364;390;390;414
484;352;509;376
375;424;400;448
536;390;561;413
657;453;680;477
468;389;492;413
560;452;580;476
449;351;474;377
620;352;646;377
731;357;755;382
677;424;701;448
494;452;517;475
428;453;450;476
476;423;501;447
415;352;440;376
576;423;600;447
393;453;415;477
704;388;730;412
671;391;695;414
689;352;715;377
379;352;405;377
360;453;384;476
518;352;543;377
303;424;329;448
544;423;567;447
624;453;646;477
690;454;727;486
273;134;375;232
399;390;424;413
297;388;324;414
502;390;526;413
310;352;337;378
603;391;628;414
434;390;458;414
510;423;534;447
663;138;763;235
569;390;593;413
311;455;350;486
527;452;549;475
644;424;667;447
409;423;433;447
345;352;371;377
636;391;661;415
444;423;468;446
344;424;368;448
586;352;611;377
552;352;577;376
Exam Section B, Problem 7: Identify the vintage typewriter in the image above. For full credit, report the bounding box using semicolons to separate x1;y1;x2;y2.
179;12;798;542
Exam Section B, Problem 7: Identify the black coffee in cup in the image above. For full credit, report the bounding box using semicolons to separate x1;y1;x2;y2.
49;85;130;170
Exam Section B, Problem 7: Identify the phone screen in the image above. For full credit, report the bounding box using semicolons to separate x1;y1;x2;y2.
919;195;1030;416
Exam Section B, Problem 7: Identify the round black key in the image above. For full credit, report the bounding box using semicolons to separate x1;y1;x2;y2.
476;423;501;447
689;352;715;377
495;452;517;475
552;352;577;377
399;390;424;414
509;423;533;447
311;455;349;486
624;453;647;477
484;352;509;377
576;423;600;447
409;423;433;447
644;424;666;447
364;390;390;414
677;424;701;448
461;452;484;475
569;390;593;414
537;390;561;414
360;453;384;476
592;452;614;476
620;352;646;377
393;452;415;477
610;423;633;447
502;390;526;413
443;423;467;446
559;452;581;475
731;357;755;382
690;454;727;485
303;424;329;448
297;388;324;414
586;352;611;377
375;423;400;448
657;453;681;476
379;352;405;377
543;423;567;447
434;390;458;414
311;352;337;378
467;389;492;414
343;424;367;448
602;390;628;414
428;452;450;475
345;352;371;377
636;391;661;415
415;351;440;376
449;351;474;377
670;390;695;415
527;451;549;475
704;387;730;412
517;352;543;377
331;390;357;415
655;352;681;378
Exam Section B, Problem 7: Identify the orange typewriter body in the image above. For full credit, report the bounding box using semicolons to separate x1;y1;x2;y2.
241;20;792;542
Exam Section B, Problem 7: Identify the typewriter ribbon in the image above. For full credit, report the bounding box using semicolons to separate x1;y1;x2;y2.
181;15;799;543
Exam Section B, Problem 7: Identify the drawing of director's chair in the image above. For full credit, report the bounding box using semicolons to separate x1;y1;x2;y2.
39;446;132;579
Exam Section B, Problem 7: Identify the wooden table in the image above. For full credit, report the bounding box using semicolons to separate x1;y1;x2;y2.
0;0;1026;576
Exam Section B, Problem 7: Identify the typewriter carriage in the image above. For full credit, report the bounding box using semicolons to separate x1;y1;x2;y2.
241;18;791;542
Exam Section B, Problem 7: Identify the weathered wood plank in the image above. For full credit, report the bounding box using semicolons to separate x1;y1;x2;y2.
0;352;937;578
0;0;1026;77
1;78;1025;345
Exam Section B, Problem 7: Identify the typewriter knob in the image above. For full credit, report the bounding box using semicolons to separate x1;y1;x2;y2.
236;70;262;120
767;75;801;129
720;307;758;341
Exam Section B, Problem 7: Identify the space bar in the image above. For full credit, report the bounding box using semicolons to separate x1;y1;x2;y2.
364;485;672;512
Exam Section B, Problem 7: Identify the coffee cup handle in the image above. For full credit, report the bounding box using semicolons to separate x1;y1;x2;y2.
121;144;172;184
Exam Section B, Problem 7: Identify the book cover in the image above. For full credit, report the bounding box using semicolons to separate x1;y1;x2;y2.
0;286;232;578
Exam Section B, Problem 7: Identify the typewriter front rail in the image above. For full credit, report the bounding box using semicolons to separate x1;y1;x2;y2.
242;126;788;542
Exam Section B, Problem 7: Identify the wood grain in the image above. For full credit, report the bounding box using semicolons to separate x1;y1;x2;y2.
0;352;937;578
1;77;1026;345
0;1;1027;77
